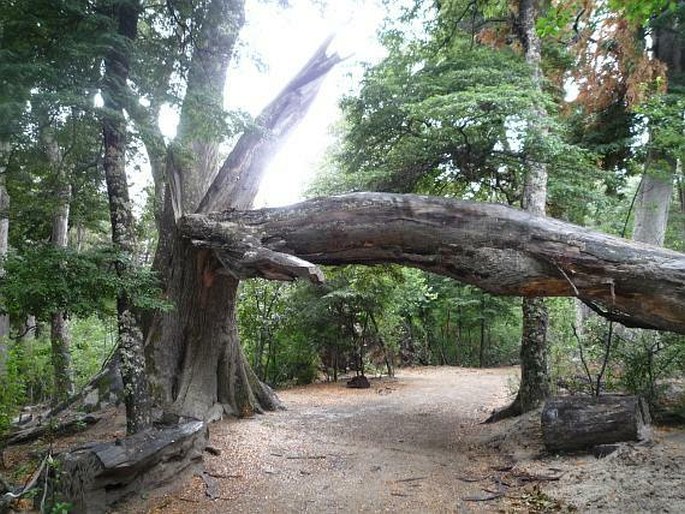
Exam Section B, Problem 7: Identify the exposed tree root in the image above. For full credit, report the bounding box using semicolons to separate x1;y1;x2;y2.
484;397;523;423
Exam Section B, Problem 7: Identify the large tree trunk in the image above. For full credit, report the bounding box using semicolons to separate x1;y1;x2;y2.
633;173;674;246
42;123;75;402
146;19;340;420
180;193;685;335
149;239;282;420
102;0;151;434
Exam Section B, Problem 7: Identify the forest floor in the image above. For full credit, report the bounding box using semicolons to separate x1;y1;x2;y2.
5;366;685;512
117;366;685;513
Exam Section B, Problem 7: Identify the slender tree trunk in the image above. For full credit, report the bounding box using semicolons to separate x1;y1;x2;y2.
42;123;75;402
479;296;485;368
102;0;151;434
0;142;10;374
487;0;550;420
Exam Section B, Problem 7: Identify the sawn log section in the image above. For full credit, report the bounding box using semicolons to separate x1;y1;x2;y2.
180;193;685;334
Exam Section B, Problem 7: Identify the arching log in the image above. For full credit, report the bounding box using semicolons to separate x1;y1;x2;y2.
180;193;685;334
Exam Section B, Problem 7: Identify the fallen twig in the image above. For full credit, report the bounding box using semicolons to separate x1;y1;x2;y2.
462;491;505;502
456;475;489;483
205;471;242;479
394;476;428;483
0;454;48;509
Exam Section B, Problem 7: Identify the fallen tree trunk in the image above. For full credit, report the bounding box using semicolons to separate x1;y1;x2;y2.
180;193;685;334
56;421;206;513
541;395;650;452
2;413;101;447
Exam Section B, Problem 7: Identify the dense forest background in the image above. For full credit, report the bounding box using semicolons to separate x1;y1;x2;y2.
0;0;684;437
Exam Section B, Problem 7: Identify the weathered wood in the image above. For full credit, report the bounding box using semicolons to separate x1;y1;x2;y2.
180;193;685;334
541;395;650;452
56;421;207;513
196;36;342;213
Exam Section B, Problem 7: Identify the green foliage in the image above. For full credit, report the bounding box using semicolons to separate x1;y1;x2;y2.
617;331;685;409
633;93;685;164
238;264;524;387
0;245;169;322
0;339;27;434
0;315;116;436
70;316;118;387
324;0;599;223
416;276;520;367
608;0;682;26
335;37;542;199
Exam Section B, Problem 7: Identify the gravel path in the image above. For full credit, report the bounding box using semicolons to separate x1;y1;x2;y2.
131;367;517;513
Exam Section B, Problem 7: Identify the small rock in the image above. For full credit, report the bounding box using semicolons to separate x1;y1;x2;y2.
83;389;100;411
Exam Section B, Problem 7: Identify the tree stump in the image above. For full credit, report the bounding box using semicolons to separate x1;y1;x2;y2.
56;421;207;513
541;395;650;453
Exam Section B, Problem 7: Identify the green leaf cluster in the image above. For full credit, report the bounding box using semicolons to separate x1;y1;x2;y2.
0;245;169;321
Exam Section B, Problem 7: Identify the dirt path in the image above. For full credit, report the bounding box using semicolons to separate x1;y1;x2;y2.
122;366;685;513
130;367;520;513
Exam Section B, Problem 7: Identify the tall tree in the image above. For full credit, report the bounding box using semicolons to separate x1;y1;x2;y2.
78;0;344;424
101;0;152;433
41;119;75;401
0;142;9;373
496;0;551;419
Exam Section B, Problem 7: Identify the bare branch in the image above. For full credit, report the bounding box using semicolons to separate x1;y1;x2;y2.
196;36;342;213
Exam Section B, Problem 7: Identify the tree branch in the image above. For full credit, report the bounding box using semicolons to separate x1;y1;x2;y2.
181;193;685;334
196;36;342;213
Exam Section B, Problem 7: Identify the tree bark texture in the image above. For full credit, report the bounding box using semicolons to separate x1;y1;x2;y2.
43;123;75;401
102;0;151;434
57;421;207;513
541;395;650;452
633;172;674;246
147;31;340;420
518;297;549;410
149;240;282;420
181;193;685;335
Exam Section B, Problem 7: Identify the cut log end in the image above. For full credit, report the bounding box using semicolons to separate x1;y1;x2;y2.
541;395;650;453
